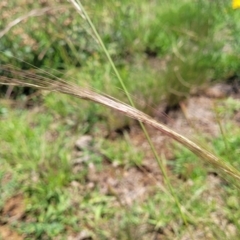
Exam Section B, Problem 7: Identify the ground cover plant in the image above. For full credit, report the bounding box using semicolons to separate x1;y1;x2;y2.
1;0;240;239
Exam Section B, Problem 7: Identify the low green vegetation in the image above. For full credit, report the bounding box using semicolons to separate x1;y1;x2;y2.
1;0;240;239
1;99;240;239
1;0;240;108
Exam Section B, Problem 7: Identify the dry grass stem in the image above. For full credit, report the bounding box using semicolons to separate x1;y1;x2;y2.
1;66;240;181
0;6;69;39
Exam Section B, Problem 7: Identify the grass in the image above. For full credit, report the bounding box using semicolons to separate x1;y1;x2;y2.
1;0;240;107
1;103;240;239
1;90;240;239
1;0;240;239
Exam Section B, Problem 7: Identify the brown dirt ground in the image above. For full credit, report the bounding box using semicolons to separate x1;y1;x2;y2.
1;82;239;239
72;82;240;239
0;194;25;240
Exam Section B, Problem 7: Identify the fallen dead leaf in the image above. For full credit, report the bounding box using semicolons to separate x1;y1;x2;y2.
2;194;25;222
0;225;23;240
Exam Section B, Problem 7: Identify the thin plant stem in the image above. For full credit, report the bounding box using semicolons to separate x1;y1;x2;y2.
1;66;240;182
70;0;193;235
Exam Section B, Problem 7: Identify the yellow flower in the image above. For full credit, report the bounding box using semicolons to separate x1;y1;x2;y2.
233;0;240;9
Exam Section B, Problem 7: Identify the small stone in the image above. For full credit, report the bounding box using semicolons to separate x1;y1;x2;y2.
72;155;91;165
70;181;81;188
87;182;95;189
204;83;232;98
75;135;93;151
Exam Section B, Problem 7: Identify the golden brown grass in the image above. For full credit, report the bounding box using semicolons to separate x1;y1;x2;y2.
1;65;240;182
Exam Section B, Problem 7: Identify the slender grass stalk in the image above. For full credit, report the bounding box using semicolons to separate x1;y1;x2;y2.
1;66;240;182
1;1;240;236
70;0;191;234
0;6;69;39
2;65;240;238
